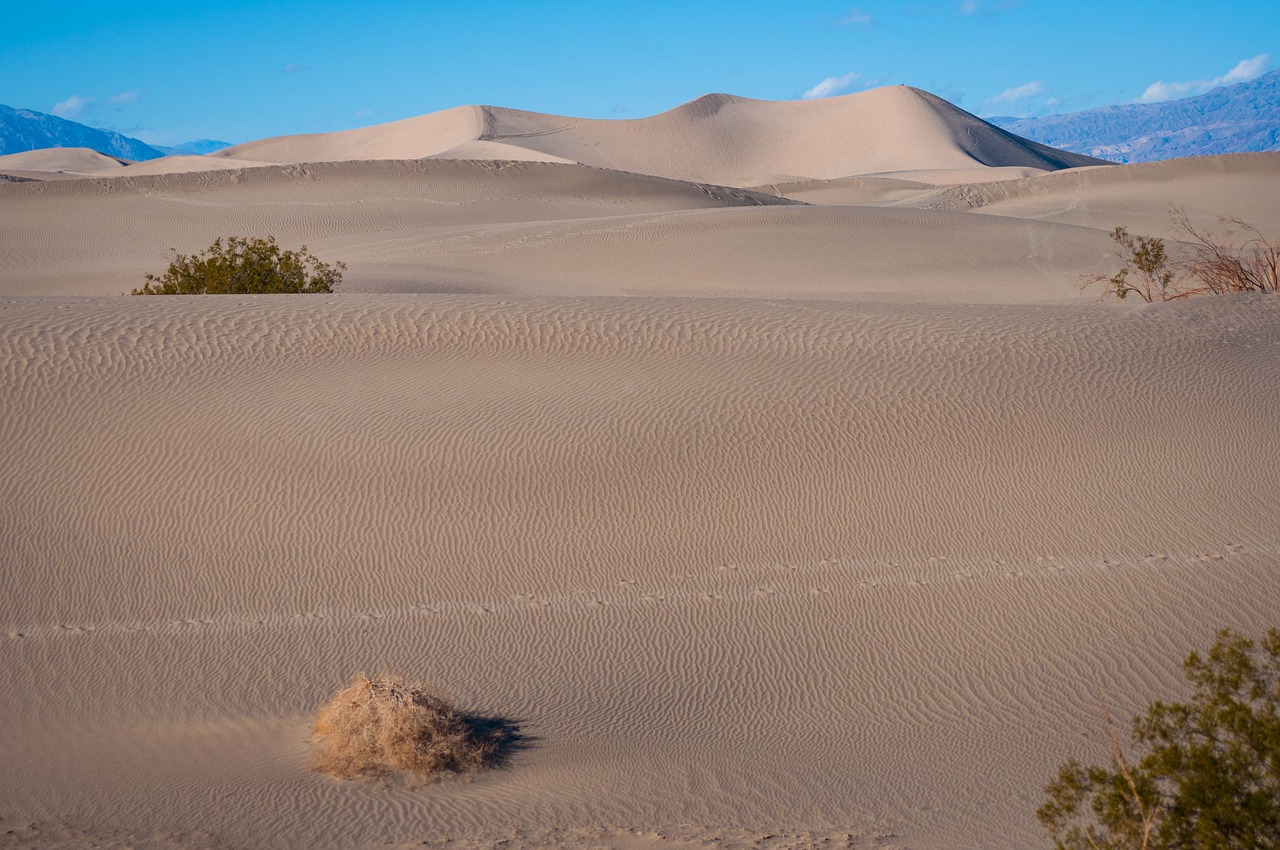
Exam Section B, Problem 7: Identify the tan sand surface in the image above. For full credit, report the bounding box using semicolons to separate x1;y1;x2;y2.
1;100;1278;850
2;293;1278;850
5;87;1102;187
198;87;1106;185
0;147;131;179
5;154;1277;303
921;152;1280;236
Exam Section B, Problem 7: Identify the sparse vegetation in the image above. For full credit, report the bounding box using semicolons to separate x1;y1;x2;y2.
1084;208;1279;302
1088;225;1181;303
1172;208;1280;296
310;673;502;781
1038;628;1280;850
133;235;343;295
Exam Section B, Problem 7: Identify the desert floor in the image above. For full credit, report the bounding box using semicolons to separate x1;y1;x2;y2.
2;125;1278;849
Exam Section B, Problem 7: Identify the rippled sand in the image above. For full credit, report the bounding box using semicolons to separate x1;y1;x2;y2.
1;123;1278;849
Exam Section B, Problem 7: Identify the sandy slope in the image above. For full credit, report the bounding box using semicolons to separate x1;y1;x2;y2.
3;154;1275;302
1;98;1278;850
198;87;1107;185
919;151;1280;235
3;87;1103;186
0;160;796;297
1;294;1278;850
0;147;130;178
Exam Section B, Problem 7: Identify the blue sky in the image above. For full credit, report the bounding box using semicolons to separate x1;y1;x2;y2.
2;0;1274;145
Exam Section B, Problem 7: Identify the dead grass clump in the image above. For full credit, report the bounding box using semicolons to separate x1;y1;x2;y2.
310;673;497;781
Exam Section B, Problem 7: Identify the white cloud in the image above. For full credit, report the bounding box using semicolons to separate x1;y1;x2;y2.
283;63;309;74
1139;53;1271;103
958;0;1024;15
838;7;874;25
52;95;92;118
109;90;139;106
986;80;1045;105
1221;53;1270;83
803;72;862;99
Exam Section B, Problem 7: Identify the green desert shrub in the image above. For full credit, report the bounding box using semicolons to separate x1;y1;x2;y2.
133;235;344;295
1038;628;1280;850
310;673;502;781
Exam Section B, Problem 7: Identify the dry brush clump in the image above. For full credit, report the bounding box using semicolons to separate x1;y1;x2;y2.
310;673;501;781
1084;207;1280;302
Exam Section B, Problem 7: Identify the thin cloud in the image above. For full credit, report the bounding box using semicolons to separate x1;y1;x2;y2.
803;72;862;99
1139;53;1270;102
109;90;139;106
52;95;92;118
958;0;1024;15
985;80;1045;106
838;7;875;26
283;63;310;74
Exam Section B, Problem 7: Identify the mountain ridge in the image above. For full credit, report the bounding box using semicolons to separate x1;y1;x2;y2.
990;70;1280;163
0;105;231;160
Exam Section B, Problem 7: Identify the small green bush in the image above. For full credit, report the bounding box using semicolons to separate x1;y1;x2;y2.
133;235;344;295
1038;628;1280;850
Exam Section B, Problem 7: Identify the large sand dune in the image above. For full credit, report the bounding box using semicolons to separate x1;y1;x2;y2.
1;89;1278;850
0;86;1104;187
210;87;1105;186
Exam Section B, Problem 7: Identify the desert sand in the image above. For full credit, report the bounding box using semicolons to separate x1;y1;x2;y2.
1;88;1278;850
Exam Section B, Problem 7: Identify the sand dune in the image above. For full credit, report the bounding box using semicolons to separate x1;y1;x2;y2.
921;151;1280;235
2;294;1277;850
209;87;1106;185
4;153;1271;303
0;159;794;297
0;147;130;178
1;90;1278;850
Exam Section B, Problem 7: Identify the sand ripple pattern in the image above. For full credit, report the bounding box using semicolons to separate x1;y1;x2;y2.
2;294;1279;850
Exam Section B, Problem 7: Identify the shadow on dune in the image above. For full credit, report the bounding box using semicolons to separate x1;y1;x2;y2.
461;713;537;773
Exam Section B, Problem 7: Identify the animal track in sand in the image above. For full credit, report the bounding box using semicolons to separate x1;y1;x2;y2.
6;541;1275;643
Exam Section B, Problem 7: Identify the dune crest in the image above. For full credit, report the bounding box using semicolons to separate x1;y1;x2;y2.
204;85;1106;184
0;146;130;176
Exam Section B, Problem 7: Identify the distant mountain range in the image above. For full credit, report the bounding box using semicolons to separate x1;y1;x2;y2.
153;139;234;156
989;70;1280;163
0;104;230;160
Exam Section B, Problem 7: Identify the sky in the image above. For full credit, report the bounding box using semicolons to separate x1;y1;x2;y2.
1;0;1274;146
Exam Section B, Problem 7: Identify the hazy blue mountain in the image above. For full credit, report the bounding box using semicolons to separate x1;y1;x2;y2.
0;104;166;160
990;70;1280;163
153;139;233;156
